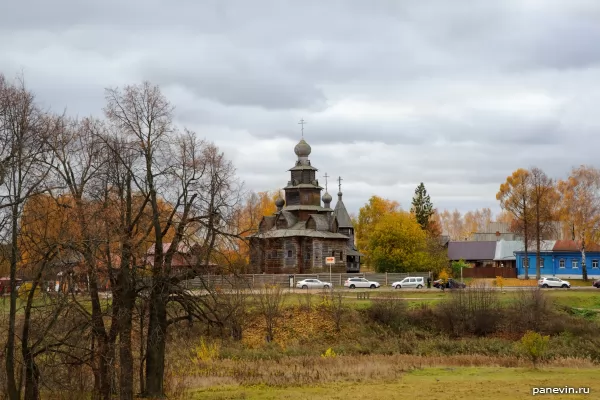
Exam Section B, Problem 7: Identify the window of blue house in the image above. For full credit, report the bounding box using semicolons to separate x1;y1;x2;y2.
572;259;579;269
559;259;565;268
593;260;599;269
522;257;529;268
540;258;544;268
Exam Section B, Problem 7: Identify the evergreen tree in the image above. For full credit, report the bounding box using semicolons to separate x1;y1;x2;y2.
411;182;434;230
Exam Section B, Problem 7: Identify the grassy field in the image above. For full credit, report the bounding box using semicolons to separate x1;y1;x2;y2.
187;367;600;400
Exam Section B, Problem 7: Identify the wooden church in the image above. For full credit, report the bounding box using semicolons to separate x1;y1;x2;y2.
249;131;362;274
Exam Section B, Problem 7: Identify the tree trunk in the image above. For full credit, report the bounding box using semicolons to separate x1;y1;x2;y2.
144;279;168;398
117;258;135;400
23;350;40;400
5;205;20;400
139;299;146;395
581;238;588;282
536;210;541;280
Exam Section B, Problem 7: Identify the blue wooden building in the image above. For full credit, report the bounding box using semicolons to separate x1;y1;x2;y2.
515;240;600;279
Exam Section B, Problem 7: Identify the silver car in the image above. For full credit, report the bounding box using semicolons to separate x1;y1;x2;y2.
296;279;332;289
344;277;380;289
391;277;425;289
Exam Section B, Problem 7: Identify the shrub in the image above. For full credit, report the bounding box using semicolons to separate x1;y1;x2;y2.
505;288;551;333
321;347;337;358
437;280;500;336
494;276;505;290
518;331;550;368
367;299;408;331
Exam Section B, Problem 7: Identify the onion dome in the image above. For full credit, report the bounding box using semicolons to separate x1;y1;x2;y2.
322;192;333;204
294;139;311;158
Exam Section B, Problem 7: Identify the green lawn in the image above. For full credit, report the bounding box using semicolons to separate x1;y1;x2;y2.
188;367;599;400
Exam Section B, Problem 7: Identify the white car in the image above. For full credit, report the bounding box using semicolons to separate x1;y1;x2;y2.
296;279;332;289
344;277;380;289
538;277;571;288
392;277;425;289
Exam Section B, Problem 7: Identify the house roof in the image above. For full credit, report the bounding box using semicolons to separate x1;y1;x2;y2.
448;241;497;260
147;243;191;255
516;240;556;252
494;240;523;261
552;239;600;252
347;247;365;257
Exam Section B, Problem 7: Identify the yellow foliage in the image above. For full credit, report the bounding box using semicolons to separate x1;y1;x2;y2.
356;196;401;265
494;276;505;290
368;211;433;273
190;337;220;364
518;331;550;368
18;282;41;300
438;269;449;283
321;347;337;358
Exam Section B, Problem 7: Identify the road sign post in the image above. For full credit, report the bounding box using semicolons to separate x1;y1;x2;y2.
325;256;335;287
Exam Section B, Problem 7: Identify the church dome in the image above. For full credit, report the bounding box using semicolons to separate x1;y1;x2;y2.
275;197;285;208
322;192;332;203
294;139;311;158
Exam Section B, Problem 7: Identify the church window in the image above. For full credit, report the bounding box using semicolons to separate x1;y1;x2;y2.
287;250;292;258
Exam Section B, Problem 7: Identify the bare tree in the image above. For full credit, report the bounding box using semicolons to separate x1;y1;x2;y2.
257;284;285;342
45;115;116;400
0;74;54;400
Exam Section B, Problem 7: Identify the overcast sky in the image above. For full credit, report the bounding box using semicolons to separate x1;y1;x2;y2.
2;0;600;217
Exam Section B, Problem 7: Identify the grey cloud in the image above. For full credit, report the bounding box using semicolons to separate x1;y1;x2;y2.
3;0;600;216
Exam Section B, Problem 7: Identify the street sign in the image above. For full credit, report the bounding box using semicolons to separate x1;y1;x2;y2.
325;257;335;264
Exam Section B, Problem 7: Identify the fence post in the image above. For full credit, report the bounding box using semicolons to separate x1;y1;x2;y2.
385;272;388;286
252;275;255;289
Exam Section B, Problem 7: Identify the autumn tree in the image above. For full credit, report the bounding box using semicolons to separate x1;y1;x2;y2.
411;182;434;231
355;196;401;266
368;211;441;273
497;169;533;279
233;190;279;266
557;165;600;281
529;167;558;280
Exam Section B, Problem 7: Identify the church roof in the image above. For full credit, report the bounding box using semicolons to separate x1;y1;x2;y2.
283;205;329;212
289;164;318;171
333;192;353;228
252;228;349;240
279;210;298;227
347;247;365;257
307;214;330;231
285;183;324;189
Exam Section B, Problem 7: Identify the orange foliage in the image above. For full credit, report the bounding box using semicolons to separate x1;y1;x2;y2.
557;165;600;245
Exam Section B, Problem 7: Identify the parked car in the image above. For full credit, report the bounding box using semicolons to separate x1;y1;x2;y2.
344;277;380;289
538;277;570;288
433;278;466;289
296;279;332;289
593;280;600;288
391;277;425;289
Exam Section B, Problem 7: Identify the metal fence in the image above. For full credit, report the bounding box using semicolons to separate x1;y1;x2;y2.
181;271;431;289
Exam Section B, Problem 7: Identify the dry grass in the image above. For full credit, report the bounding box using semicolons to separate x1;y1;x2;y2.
186;367;600;400
165;355;599;399
166;353;597;389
